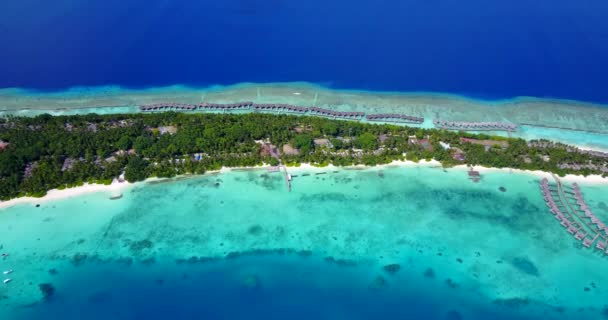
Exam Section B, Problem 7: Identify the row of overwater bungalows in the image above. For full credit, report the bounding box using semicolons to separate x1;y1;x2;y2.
365;113;424;124
540;178;608;253
139;102;524;132
140;102;396;121
139;102;255;111
433;120;517;132
571;182;608;250
307;107;365;119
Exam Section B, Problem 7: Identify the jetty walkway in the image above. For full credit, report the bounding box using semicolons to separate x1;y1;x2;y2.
266;165;291;192
540;176;608;253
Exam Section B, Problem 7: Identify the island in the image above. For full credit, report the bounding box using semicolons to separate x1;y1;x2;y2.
0;111;607;200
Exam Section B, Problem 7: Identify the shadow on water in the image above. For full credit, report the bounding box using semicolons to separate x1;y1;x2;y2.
6;250;582;320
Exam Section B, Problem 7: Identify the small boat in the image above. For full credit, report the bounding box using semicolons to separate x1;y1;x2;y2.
3;278;11;284
3;270;13;275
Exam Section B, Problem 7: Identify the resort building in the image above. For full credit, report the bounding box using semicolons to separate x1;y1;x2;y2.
0;140;8;151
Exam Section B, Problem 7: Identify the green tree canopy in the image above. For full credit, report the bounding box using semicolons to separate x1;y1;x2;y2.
356;132;378;150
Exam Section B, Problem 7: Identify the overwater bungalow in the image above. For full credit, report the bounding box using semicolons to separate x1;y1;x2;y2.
567;224;582;234
574;231;587;241
583;234;600;248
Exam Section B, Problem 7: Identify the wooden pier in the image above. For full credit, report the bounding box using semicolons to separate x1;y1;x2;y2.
468;168;481;183
282;166;291;192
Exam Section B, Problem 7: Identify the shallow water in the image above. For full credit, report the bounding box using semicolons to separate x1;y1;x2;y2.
1;166;607;319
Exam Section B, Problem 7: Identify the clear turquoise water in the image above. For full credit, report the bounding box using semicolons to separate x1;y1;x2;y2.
1;166;607;319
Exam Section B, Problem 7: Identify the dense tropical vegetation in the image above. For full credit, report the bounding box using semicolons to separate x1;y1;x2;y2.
0;112;606;200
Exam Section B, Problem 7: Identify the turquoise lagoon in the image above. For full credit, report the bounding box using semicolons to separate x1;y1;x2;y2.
1;165;607;319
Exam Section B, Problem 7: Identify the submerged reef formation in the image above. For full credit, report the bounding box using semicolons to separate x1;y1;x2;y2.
38;283;55;301
511;257;540;277
383;263;401;275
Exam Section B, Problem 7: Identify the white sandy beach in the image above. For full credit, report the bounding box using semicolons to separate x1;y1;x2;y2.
0;180;131;209
3;158;605;210
469;166;608;185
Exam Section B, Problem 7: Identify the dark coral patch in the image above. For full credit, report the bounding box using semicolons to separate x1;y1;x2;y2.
140;257;156;265
39;283;55;301
247;225;264;235
511;257;539;276
383;263;401;275
129;239;153;254
445;278;459;288
493;297;531;309
324;256;357;267
71;253;88;266
424;268;435;278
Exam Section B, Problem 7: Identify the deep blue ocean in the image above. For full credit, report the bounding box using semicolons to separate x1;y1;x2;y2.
10;255;545;320
1;0;608;102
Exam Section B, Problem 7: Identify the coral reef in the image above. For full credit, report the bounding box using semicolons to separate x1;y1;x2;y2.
511;257;539;277
493;297;531;309
129;239;154;254
383;263;401;275
324;256;357;267
445;278;459;288
38;283;55;301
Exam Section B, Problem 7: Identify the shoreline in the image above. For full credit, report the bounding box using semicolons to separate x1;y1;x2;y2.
2;160;606;210
0;181;131;210
461;166;608;185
